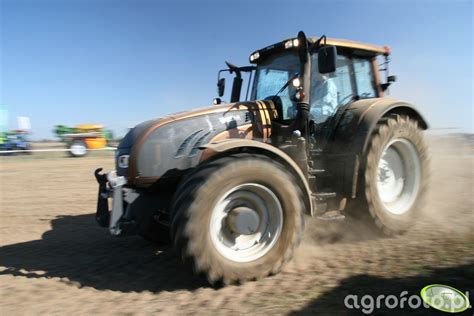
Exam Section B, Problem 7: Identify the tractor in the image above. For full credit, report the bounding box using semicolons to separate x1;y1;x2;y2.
54;124;112;157
95;31;429;284
0;130;31;154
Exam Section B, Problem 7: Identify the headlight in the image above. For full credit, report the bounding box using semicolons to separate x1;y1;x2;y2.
118;155;129;169
249;52;260;62
284;39;299;49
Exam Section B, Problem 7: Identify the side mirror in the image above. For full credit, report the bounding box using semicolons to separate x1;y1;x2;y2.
213;98;222;105
318;45;337;74
381;75;397;91
217;78;225;97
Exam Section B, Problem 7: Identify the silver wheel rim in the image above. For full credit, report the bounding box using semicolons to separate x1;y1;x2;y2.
376;138;421;215
209;183;283;263
70;143;87;156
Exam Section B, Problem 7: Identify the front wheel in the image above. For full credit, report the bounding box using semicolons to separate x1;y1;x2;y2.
361;115;429;235
68;140;88;157
170;154;304;284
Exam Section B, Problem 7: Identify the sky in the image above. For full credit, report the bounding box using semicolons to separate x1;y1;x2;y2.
0;0;472;139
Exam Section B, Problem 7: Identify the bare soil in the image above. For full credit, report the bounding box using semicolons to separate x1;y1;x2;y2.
0;137;473;315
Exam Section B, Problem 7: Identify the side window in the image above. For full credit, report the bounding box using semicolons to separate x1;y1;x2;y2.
353;58;377;98
310;54;353;123
332;55;354;105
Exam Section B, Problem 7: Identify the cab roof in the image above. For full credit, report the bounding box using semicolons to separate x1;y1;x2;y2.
309;37;388;56
249;36;389;64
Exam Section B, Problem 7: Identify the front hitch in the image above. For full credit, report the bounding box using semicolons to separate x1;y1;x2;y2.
94;168;110;227
94;169;140;236
106;171;127;236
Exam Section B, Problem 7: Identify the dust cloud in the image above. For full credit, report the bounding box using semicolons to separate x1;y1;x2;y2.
296;133;474;258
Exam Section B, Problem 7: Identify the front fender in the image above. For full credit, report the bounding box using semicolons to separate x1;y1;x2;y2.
200;139;314;216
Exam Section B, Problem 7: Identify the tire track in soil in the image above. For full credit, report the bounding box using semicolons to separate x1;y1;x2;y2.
0;138;473;314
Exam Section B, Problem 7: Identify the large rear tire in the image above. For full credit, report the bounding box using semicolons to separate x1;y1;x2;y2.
361;115;429;235
170;154;304;284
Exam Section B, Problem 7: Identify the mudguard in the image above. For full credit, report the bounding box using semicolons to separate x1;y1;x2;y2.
328;97;428;198
200;139;314;216
332;98;427;154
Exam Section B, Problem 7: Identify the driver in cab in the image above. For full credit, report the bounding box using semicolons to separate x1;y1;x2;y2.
310;72;337;124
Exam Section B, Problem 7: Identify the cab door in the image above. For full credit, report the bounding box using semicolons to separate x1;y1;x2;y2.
309;52;378;147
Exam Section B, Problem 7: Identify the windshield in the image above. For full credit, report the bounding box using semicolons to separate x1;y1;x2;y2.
252;51;300;120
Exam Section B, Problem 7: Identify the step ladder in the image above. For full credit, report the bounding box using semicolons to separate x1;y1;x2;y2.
311;192;346;221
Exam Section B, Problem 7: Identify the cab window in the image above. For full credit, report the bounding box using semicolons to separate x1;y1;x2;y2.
253;51;300;121
310;54;354;123
353;58;377;98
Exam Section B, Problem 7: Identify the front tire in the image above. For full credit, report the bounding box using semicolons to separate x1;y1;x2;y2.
170;154;304;284
69;140;88;157
362;115;429;235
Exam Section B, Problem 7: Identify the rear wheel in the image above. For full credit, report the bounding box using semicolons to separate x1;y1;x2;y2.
69;140;88;157
361;115;429;235
170;154;304;284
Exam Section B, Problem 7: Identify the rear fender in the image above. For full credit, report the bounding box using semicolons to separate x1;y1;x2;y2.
200;139;314;216
329;98;428;198
339;98;427;154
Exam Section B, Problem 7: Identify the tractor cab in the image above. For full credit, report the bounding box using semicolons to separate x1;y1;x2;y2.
215;32;400;207
217;33;394;150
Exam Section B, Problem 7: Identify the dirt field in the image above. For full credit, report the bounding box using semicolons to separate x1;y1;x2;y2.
1;136;473;315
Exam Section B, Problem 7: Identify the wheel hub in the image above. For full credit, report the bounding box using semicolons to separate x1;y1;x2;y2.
377;147;405;201
70;144;87;156
209;183;283;263
376;138;421;215
226;206;260;235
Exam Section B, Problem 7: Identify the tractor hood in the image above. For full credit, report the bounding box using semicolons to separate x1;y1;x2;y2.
115;100;278;186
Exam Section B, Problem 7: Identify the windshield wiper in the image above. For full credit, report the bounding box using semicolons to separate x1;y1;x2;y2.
274;73;300;97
